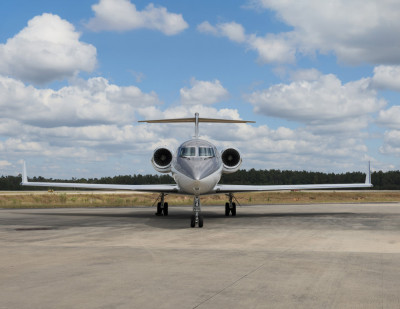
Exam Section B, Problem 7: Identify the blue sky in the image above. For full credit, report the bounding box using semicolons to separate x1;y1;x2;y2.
1;0;400;178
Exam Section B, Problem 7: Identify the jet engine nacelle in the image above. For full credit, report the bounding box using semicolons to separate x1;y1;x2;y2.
221;147;242;174
152;147;173;173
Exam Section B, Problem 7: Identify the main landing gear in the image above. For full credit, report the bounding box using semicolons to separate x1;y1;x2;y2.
225;193;237;216
155;193;168;216
154;193;204;228
191;196;203;228
154;193;237;228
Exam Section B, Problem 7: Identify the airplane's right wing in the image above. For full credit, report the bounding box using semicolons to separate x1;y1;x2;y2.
20;162;179;193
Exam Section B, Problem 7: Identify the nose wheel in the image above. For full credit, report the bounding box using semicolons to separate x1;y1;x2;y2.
191;196;203;228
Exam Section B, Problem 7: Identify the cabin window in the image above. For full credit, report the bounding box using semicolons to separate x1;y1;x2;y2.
199;147;215;157
179;147;196;157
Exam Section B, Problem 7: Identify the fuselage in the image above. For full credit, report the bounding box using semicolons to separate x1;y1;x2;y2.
171;139;222;196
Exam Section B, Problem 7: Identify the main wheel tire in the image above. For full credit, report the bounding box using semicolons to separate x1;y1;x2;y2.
156;202;162;216
163;202;169;216
190;215;196;228
231;202;236;216
198;214;203;228
225;202;230;216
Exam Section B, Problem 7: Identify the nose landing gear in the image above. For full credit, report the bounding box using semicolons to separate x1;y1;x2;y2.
191;196;203;228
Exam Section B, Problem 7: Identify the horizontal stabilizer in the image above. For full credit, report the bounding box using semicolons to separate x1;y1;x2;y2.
139;117;255;124
139;112;255;138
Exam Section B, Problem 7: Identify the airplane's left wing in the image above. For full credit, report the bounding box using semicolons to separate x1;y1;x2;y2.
214;163;373;193
214;182;372;193
20;162;179;193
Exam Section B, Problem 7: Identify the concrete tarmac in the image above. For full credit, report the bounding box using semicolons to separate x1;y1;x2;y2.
1;203;400;309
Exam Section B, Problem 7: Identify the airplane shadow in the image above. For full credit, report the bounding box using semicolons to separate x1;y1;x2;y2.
12;208;365;230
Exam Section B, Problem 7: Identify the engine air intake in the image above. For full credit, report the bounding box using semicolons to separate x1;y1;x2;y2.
221;148;241;167
153;148;172;167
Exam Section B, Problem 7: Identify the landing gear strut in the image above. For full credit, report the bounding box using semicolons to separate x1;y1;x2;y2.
191;196;203;228
155;193;168;216
225;193;236;216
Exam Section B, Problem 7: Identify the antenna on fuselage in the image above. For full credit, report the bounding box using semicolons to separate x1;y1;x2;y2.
139;113;255;138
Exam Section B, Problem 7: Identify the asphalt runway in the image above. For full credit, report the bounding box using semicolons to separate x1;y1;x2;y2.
1;203;400;309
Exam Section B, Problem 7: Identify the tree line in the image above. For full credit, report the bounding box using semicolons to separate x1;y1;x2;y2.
1;169;399;190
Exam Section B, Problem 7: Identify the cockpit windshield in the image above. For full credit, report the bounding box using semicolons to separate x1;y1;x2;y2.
199;147;215;157
179;146;215;157
179;147;196;157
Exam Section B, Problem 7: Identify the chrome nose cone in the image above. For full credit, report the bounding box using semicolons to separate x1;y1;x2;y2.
186;161;207;180
178;157;219;181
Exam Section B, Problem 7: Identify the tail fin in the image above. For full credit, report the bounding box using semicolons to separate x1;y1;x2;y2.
139;112;255;138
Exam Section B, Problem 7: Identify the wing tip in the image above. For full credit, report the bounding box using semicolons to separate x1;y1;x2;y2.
21;161;28;184
365;161;372;186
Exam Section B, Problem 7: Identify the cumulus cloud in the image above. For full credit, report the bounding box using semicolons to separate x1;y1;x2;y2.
198;21;246;43
372;65;400;91
201;1;400;65
180;78;229;105
246;72;385;133
249;0;400;65
0;160;12;168
134;103;371;171
247;33;296;64
0;75;160;128
377;106;400;129
87;0;188;35
0;13;97;84
201;121;370;172
380;130;400;156
0;73;376;176
198;21;295;64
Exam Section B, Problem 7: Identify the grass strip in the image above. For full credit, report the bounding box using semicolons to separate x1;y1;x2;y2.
1;191;400;208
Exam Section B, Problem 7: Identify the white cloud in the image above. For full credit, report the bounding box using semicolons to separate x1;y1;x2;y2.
247;33;296;64
377;106;400;130
290;68;322;81
200;1;400;65
380;130;400;156
0;75;160;128
0;13;97;84
198;21;246;43
198;21;295;64
87;0;188;35
0;74;380;176
197;21;218;36
246;72;385;133
202;122;370;172
372;65;400;91
180;78;229;105
249;0;400;65
0;160;12;168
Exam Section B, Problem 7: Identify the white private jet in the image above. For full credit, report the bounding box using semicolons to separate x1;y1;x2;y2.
21;113;373;227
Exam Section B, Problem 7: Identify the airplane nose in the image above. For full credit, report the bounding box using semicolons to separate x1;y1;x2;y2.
179;158;218;181
187;165;204;181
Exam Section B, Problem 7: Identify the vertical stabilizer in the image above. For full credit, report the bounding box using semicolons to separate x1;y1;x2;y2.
195;113;199;138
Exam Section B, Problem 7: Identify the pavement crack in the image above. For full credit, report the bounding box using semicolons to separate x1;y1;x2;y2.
192;261;267;309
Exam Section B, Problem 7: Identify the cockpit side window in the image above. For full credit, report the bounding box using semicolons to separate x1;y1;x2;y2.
179;147;196;157
199;147;215;157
